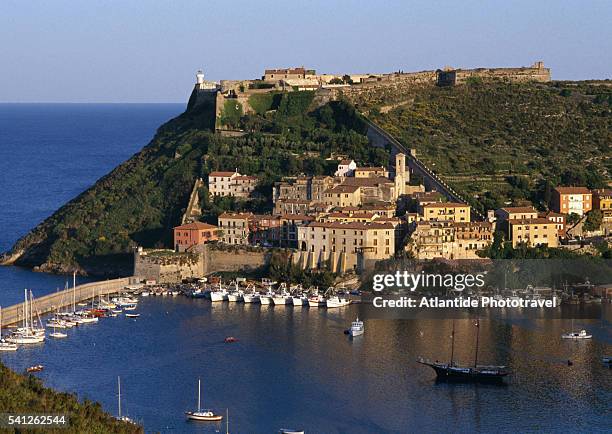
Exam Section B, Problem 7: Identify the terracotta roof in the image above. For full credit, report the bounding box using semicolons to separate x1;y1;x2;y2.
356;166;386;172
279;214;315;221
555;186;591;194
218;212;253;219
342;177;393;187
326;185;360;194
209;171;237;177
423;202;469;209
593;189;612;197
500;206;537;214
174;222;218;230
339;159;354;165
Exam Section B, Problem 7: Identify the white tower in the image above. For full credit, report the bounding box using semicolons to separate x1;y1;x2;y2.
196;70;205;85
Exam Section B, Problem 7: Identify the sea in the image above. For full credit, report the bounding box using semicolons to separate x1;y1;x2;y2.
0;104;610;434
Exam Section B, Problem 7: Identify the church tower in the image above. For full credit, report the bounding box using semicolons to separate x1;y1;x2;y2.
394;153;407;198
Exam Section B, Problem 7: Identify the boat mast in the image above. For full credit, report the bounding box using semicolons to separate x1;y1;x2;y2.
72;271;76;313
226;408;229;434
197;378;201;413
117;376;122;418
450;320;455;366
24;289;28;333
0;306;3;339
474;319;480;368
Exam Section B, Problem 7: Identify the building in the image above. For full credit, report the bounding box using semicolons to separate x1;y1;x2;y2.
334;159;357;177
422;202;471;223
407;221;492;260
323;185;361;208
341;176;397;203
551;187;592;216
593;189;612;223
218;213;253;245
509;218;558;248
297;221;397;273
263;67;314;82
173;222;218;252
279;214;315;248
249;215;281;246
209;171;239;197
436;62;551;86
354;166;389;178
413;191;444;213
393;153;408;197
495;206;539;235
539;211;566;237
208;170;258;198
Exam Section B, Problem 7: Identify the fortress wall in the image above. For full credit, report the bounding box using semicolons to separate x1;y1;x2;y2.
134;249;204;284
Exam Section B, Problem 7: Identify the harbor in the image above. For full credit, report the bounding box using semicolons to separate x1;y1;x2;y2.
0;292;610;433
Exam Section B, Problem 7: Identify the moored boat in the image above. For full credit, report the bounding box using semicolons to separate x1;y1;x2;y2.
561;329;592;339
326;295;350;308
0;306;18;351
185;378;223;422
308;294;326;307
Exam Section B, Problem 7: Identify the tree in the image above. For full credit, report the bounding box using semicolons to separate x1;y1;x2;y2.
329;77;343;85
583;210;602;232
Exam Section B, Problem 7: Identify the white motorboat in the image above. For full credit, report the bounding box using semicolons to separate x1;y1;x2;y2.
77;315;99;324
279;430;305;434
185;378;223;422
227;290;244;302
125;313;140;318
326;295;351;308
291;294;308;306
171;290;180;296
349;317;364;337
49;331;68;339
210;286;229;302
243;292;260;303
272;290;293;305
561;329;592;339
122;304;137;311
259;290;274;305
0;307;18;351
308;294;326;307
140;291;150;297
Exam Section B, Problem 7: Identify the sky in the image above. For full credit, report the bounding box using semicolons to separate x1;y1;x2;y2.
0;0;610;103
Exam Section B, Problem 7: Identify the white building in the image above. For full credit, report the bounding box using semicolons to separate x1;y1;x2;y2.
334;159;357;177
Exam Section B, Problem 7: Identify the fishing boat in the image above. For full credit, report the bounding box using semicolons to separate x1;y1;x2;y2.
417;320;509;383
279;429;305;434
308;294;326;307
116;376;135;424
190;289;208;299
561;329;592;339
272;289;293;305
227;288;244;302
326;295;350;308
140;291;150;297
125;313;140;318
185;378;223;422
210;285;229;302
259;289;274;305
291;294;308;306
0;306;18;351
349;317;364;337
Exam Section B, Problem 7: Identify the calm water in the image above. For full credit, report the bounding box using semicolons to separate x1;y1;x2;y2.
0;299;611;433
0;104;611;433
0;103;184;304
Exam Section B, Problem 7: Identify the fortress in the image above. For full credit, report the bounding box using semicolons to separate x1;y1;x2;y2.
188;62;551;127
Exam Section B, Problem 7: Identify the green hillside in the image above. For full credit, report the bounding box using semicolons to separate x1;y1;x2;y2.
1;96;385;275
0;362;142;433
366;80;611;213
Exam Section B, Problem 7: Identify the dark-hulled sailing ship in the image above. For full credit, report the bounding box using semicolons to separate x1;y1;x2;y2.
417;319;510;383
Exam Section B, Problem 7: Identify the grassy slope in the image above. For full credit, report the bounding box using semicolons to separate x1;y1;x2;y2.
367;80;611;212
0;362;142;434
4;96;384;274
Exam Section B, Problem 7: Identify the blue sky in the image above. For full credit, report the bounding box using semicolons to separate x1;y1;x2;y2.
1;0;610;102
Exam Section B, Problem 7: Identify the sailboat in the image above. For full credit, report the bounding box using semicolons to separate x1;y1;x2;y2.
116;376;135;424
561;319;592;339
6;290;45;344
417;319;509;383
185;378;223;421
0;306;18;351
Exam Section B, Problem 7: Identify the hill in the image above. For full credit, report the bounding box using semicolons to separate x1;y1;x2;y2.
0;362;142;433
1;96;385;275
364;80;611;213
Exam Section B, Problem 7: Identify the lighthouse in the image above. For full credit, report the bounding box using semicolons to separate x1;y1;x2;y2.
196;70;205;85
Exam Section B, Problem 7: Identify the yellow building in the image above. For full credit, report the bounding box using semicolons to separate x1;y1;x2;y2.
422;202;471;223
323;185;361;208
354;166;389;178
593;189;612;223
509;218;558;248
218;212;253;245
296;221;396;273
407;221;492;259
